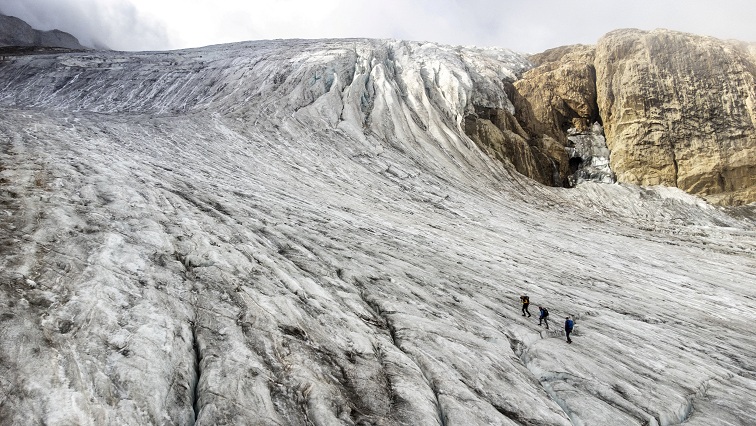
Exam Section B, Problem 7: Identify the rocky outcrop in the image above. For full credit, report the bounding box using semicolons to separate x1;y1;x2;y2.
462;44;607;188
496;30;756;205
513;45;600;143
594;29;756;205
0;13;85;50
463;104;569;186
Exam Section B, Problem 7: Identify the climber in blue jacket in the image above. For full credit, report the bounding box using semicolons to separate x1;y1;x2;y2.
565;316;574;343
538;306;549;329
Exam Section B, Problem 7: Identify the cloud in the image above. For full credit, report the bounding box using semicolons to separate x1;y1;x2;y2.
0;0;172;50
1;0;754;53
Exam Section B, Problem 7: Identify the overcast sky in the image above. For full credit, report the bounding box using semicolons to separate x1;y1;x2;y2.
1;0;755;53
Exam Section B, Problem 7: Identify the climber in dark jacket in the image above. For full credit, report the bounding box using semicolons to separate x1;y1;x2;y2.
565;316;574;343
538;306;549;329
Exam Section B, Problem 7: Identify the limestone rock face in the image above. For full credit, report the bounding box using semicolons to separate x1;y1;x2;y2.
513;45;600;142
463;105;569;186
497;31;756;205
594;29;756;205
464;44;605;188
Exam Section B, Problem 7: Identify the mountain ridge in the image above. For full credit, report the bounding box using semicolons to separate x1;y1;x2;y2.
0;13;86;50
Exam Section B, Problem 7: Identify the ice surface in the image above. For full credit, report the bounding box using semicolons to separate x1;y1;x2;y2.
567;123;615;185
0;39;754;425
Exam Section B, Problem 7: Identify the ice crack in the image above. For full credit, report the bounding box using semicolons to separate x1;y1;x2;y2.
358;287;446;426
190;320;202;424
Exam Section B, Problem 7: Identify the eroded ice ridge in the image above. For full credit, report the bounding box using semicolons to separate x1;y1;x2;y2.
0;39;754;426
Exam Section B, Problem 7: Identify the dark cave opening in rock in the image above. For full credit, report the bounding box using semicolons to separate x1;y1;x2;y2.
569;157;583;175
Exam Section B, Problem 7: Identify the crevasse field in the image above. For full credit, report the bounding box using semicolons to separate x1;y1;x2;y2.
0;40;754;425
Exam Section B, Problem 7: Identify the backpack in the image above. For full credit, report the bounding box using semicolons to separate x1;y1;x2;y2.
542;308;549;317
522;296;529;303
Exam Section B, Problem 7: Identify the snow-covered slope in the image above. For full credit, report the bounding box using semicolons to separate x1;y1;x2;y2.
0;39;754;425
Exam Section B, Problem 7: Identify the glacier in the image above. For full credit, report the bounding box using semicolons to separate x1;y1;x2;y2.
0;39;755;425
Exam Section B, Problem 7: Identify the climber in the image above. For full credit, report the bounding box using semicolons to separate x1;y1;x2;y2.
565;316;574;343
520;295;531;317
538;306;549;329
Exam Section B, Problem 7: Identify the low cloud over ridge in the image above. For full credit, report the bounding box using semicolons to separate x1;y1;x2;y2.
0;0;171;50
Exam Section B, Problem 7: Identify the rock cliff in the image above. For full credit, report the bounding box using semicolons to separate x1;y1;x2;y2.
462;45;601;188
514;45;599;142
0;13;85;50
595;29;756;205
463;104;570;186
506;29;756;205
